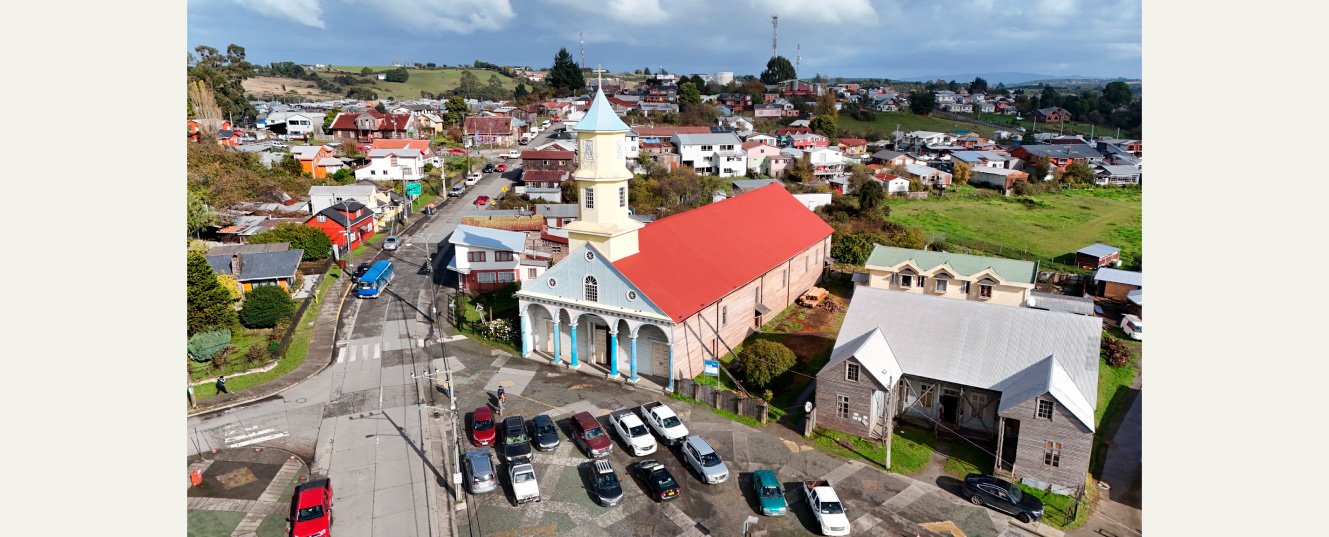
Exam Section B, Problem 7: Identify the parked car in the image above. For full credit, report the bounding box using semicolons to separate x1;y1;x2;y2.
501;415;532;463
639;401;688;446
463;450;498;494
288;478;333;537
271;141;288;149
470;407;496;446
681;436;728;484
382;236;400;250
803;480;849;536
447;148;466;155
962;473;1044;523
483;163;496;173
531;414;560;451
495;163;507;172
608;409;657;456
352;263;372;280
509;463;540;504
449;185;465;197
474;195;490;206
465;173;482;186
589;459;623;506
570;411;613;458
753;470;787;516
630;460;680;502
1120;314;1143;340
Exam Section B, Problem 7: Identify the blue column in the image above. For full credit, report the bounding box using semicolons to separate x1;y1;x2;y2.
629;335;639;382
570;322;579;367
609;331;620;377
667;344;674;391
520;314;530;357
551;321;562;364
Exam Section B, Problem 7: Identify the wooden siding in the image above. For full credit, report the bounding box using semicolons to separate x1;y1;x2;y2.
814;357;887;437
520;244;668;319
1002;394;1093;491
1098;280;1139;301
897;375;1002;437
1075;251;1119;269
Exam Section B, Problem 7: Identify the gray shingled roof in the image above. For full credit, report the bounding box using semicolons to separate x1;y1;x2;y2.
206;250;304;281
208;243;290;257
828;286;1102;430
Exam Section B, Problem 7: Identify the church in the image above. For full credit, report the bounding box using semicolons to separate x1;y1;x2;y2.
515;86;834;390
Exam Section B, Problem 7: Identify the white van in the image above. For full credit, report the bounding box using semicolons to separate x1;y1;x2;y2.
540;119;551;129
1120;314;1143;340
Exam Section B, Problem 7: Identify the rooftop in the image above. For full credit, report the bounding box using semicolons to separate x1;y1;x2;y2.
865;245;1038;284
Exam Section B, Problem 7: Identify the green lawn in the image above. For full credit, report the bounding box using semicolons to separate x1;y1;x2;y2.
1016;484;1092;530
187;510;246;537
322;67;520;101
1096;351;1138;429
976;113;1141;140
885;188;1142;271
669;392;764;428
188;327;274;381
943;438;996;479
413;194;438;212
838;111;996;140
810;426;932;473
255;515;289;537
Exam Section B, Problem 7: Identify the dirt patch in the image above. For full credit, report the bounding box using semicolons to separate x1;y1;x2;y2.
242;76;337;99
775;335;836;368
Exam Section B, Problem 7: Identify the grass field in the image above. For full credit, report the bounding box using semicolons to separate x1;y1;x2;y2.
976;113;1142;140
323;66;520;100
838;111;996;140
885;188;1142;271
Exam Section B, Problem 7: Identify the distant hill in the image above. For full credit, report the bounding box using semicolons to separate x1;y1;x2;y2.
895;72;1123;86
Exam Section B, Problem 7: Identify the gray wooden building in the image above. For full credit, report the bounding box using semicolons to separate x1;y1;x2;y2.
815;286;1102;493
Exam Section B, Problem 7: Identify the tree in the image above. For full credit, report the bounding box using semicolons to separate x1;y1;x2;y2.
970;76;989;93
1041;86;1060;108
514;83;528;98
857;179;885;212
361;67;374;75
239;285;297;329
1062;161;1094;184
809;115;838;142
188;252;238;335
215;273;244;302
486;73;508;100
188;44;257;124
249;223;333;261
642;67;651;76
830;231;881;265
456;70;482;97
909;90;936;115
759;56;797;84
1102;81;1132;106
1033;156;1053;182
385;67;409;83
678;82;702;106
187;329;232;362
187;189;220;238
547;48;585;93
735;339;796;389
560;180;579;203
787;159;814;183
1021;130;1038;146
948;80;960;92
659;67;668;75
444;96;468;125
426;62;436;69
814;90;838;119
908;179;925;192
952;162;971;186
323;107;341;131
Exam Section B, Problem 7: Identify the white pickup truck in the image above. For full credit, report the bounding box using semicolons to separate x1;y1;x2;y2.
501;150;521;159
639;401;688;446
803;480;850;536
609;409;657;456
509;463;540;504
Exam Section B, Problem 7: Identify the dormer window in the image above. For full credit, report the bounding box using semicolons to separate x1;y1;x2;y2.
898;268;916;288
978;278;996;299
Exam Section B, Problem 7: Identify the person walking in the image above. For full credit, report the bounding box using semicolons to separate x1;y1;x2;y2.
215;375;229;394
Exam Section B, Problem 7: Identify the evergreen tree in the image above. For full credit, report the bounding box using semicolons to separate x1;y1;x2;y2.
909;90;936;115
760;56;797;84
547;48;585;93
187;252;237;335
239;285;297;329
678;82;702;106
514;83;529;98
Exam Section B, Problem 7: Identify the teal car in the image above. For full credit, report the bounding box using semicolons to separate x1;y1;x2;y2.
754;470;787;516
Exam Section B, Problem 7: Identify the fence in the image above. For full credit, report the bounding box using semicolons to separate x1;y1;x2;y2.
674;378;769;424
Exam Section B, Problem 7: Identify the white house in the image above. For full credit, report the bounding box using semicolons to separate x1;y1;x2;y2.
792;193;832;211
445;224;542;292
876;173;911;193
308;184;379;214
902;163;953;188
263;112;319;138
804;147;845;181
354;148;425;182
896;131;956;153
672;132;748;177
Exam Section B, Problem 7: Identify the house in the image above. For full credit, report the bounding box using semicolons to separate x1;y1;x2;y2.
213;215;275;244
354;147;425;182
895;131;955;153
745;133;778;146
1094;164;1141;186
969;167;1030;195
1126;290;1142;318
1011;144;1104;173
328;110;415;142
942;102;974;113
869;150;918;168
523;170;570;189
754;103;783;117
792;193;832;211
950;150;1012;169
304;200;376;254
370;139;439;167
901;164;953;188
731;178;784;195
446;224;536;292
803;147;845;182
672;132;747;177
206;247;305;292
465;117;517;146
1075;243;1121;270
764;154;795;179
288;145;333;179
838;138;869;155
514;87;833;386
541;101;572;117
717;116;754;134
520;150;577;173
308;184;378;215
216;130;241;146
864;245;1037;307
874;173;910;194
774;127;812;143
1090;267;1141;301
934;90;958;103
535;204;578;228
816;285;1102;494
263;112;318;139
779;79;816;95
717;93;753;111
742;141;782;172
1028;107;1072;123
788;133;829;150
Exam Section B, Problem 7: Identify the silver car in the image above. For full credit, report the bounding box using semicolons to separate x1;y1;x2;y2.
463;450;498;494
382;236;400;250
682;436;729;484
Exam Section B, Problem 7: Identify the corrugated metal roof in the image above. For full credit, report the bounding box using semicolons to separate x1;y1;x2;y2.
732;179;783;190
673;132;743;146
1093;267;1142;287
833;286;1101;431
448;224;526;252
865;245;1037;284
1029;292;1096;316
1127;289;1142;306
1077;243;1120;257
208;243;290;256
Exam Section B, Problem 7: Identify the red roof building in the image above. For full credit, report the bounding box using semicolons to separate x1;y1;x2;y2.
370;139;436;161
523;170;570;188
329;111;414;142
520;150;577;172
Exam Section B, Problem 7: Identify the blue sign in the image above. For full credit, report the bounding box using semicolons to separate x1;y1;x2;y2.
703;360;720;376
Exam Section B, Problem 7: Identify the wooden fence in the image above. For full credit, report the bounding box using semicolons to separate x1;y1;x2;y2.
674;378;769;424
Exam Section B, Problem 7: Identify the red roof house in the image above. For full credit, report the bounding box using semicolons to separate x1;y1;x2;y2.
329;111;414;142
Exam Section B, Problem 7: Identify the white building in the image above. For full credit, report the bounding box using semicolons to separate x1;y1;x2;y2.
672;132;748;177
713;71;733;86
354;148;425;182
445;225;544;292
308;184;379;215
263;112;319;138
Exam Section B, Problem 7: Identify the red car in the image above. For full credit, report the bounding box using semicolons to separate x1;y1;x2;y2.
570;411;613;458
471;406;496;446
289;478;333;537
495;163;507;172
474;195;491;206
447;148;466;155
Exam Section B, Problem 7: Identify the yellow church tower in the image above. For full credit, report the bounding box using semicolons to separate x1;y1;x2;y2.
562;82;643;262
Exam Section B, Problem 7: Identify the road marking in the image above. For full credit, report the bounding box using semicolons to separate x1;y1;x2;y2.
373;343;382;359
336;348;344;363
348;346;357;362
822;459;867;483
226;430;290;448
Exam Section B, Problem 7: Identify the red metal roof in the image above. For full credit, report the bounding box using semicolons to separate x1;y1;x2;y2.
612;184;833;322
465;117;513;135
523;170;570;182
520;150;574;160
632;126;711;137
371;139;434;157
839;138;868;146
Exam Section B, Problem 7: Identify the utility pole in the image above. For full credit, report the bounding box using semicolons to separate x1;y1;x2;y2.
579;32;585;71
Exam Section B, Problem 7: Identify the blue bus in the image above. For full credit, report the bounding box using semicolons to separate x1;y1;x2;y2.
357;260;394;298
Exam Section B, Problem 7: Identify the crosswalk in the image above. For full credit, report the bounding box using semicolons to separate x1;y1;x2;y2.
222;423;289;448
335;338;428;363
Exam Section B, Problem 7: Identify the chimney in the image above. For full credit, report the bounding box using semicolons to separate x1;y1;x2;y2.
231;255;243;277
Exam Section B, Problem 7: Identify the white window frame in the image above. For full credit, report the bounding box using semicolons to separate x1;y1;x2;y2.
497;272;516;282
584;275;599;302
527;268;537;278
900;274;912;288
477;272;496;283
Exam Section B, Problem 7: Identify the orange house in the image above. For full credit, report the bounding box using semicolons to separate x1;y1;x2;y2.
290;145;333;178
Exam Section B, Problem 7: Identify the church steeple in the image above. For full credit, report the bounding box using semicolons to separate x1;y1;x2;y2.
563;72;643;262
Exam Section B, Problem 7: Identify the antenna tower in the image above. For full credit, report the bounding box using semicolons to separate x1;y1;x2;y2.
579;32;585;70
796;44;801;69
771;15;778;58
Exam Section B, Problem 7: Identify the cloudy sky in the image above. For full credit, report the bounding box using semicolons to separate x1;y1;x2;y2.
187;0;1141;81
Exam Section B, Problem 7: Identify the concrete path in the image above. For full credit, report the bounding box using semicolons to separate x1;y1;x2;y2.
1068;392;1142;537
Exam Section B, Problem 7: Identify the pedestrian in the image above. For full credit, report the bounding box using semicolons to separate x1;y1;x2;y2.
496;385;505;402
498;393;507;416
215;375;229;394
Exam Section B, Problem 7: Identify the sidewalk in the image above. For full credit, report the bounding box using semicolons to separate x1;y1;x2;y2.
189;210;439;417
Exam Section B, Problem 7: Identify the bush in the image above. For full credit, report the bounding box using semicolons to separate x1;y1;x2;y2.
736;339;797;389
249;222;332;261
187;329;232;362
239;286;298;329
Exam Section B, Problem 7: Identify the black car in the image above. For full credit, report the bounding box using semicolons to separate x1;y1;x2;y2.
483;163;496;173
630;460;681;502
532;414;560;451
352;263;372;280
501;415;533;463
590;460;623;506
962;473;1044;523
